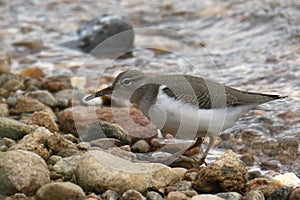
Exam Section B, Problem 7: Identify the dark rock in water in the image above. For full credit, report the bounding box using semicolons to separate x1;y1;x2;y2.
266;187;292;200
77;14;134;54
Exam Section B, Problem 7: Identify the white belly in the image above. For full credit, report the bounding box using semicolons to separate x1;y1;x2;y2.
148;89;255;139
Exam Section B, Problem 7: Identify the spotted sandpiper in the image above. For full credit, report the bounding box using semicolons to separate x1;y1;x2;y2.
85;70;286;165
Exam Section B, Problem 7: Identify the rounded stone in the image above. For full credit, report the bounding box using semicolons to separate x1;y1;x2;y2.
75;150;180;194
0;150;50;196
289;187;300;200
166;191;188;200
244;190;264;200
36;182;85;200
215;192;242;200
27;90;58;107
146;191;163;200
0;117;36;140
131;139;150;153
121;189;145;200
191;194;225;200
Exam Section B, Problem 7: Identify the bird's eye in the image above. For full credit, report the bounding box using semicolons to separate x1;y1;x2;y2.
121;78;132;86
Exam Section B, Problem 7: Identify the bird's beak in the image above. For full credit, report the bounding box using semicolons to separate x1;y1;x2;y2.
84;86;113;101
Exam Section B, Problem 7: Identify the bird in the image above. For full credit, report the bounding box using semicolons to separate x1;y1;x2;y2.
85;70;286;165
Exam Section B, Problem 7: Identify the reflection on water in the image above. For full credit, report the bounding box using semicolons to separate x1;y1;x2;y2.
0;0;299;172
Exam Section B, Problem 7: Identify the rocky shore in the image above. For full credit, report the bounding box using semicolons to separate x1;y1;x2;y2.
0;64;299;200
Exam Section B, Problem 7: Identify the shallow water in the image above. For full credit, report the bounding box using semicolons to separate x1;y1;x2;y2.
1;0;299;172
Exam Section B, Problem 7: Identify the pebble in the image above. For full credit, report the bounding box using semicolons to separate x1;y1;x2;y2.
83;120;132;145
46;132;78;154
102;190;119;200
166;191;188;200
27;90;58;107
9;96;46;114
0;150;50;196
244;190;265;200
146;191;163;200
54;89;85;108
131;139;150;153
121;189;146;200
20;67;45;80
172;167;187;180
9;127;51;160
4;193;29;200
51;154;81;181
0;103;8;117
0;52;11;74
289;188;300;200
215;192;242;200
0;117;36;139
75;150;180;194
272;172;300;187
36;182;85;200
193;150;248;193
48;155;63;166
29;110;59;133
266;186;292;200
2;79;24;91
173;180;192;191
190;194;225;200
42;76;71;92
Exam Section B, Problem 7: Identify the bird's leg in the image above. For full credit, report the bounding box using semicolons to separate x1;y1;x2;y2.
186;137;204;151
198;135;217;166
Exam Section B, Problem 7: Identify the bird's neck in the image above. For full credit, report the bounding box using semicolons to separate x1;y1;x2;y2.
130;84;160;117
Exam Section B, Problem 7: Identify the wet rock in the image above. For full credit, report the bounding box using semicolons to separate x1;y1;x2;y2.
106;147;136;161
36;182;85;200
58;106;156;140
54;89;85;108
46;132;78;155
0;117;36;139
272;173;300;187
0;150;50;196
215;192;242;200
240;154;256;166
77;141;91;150
193;150;248;193
9;127;51;160
89;138;122;149
190;194;225;200
75;150;180;194
13;39;43;52
77;14;134;54
289;188;300;200
2;79;24;91
245;178;285;197
102;190;119;200
29;110;59;133
244;190;265;200
121;189;145;200
260;160;281;171
83;120;132;145
0;103;8;117
146;191;163;200
10;96;46;115
0;88;9;98
0;52;11;74
266;186;292;200
42;76;71;93
166;191;188;200
27;90;57;107
0;73;17;87
20;67;45;80
131;140;150;153
50;154;81;181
